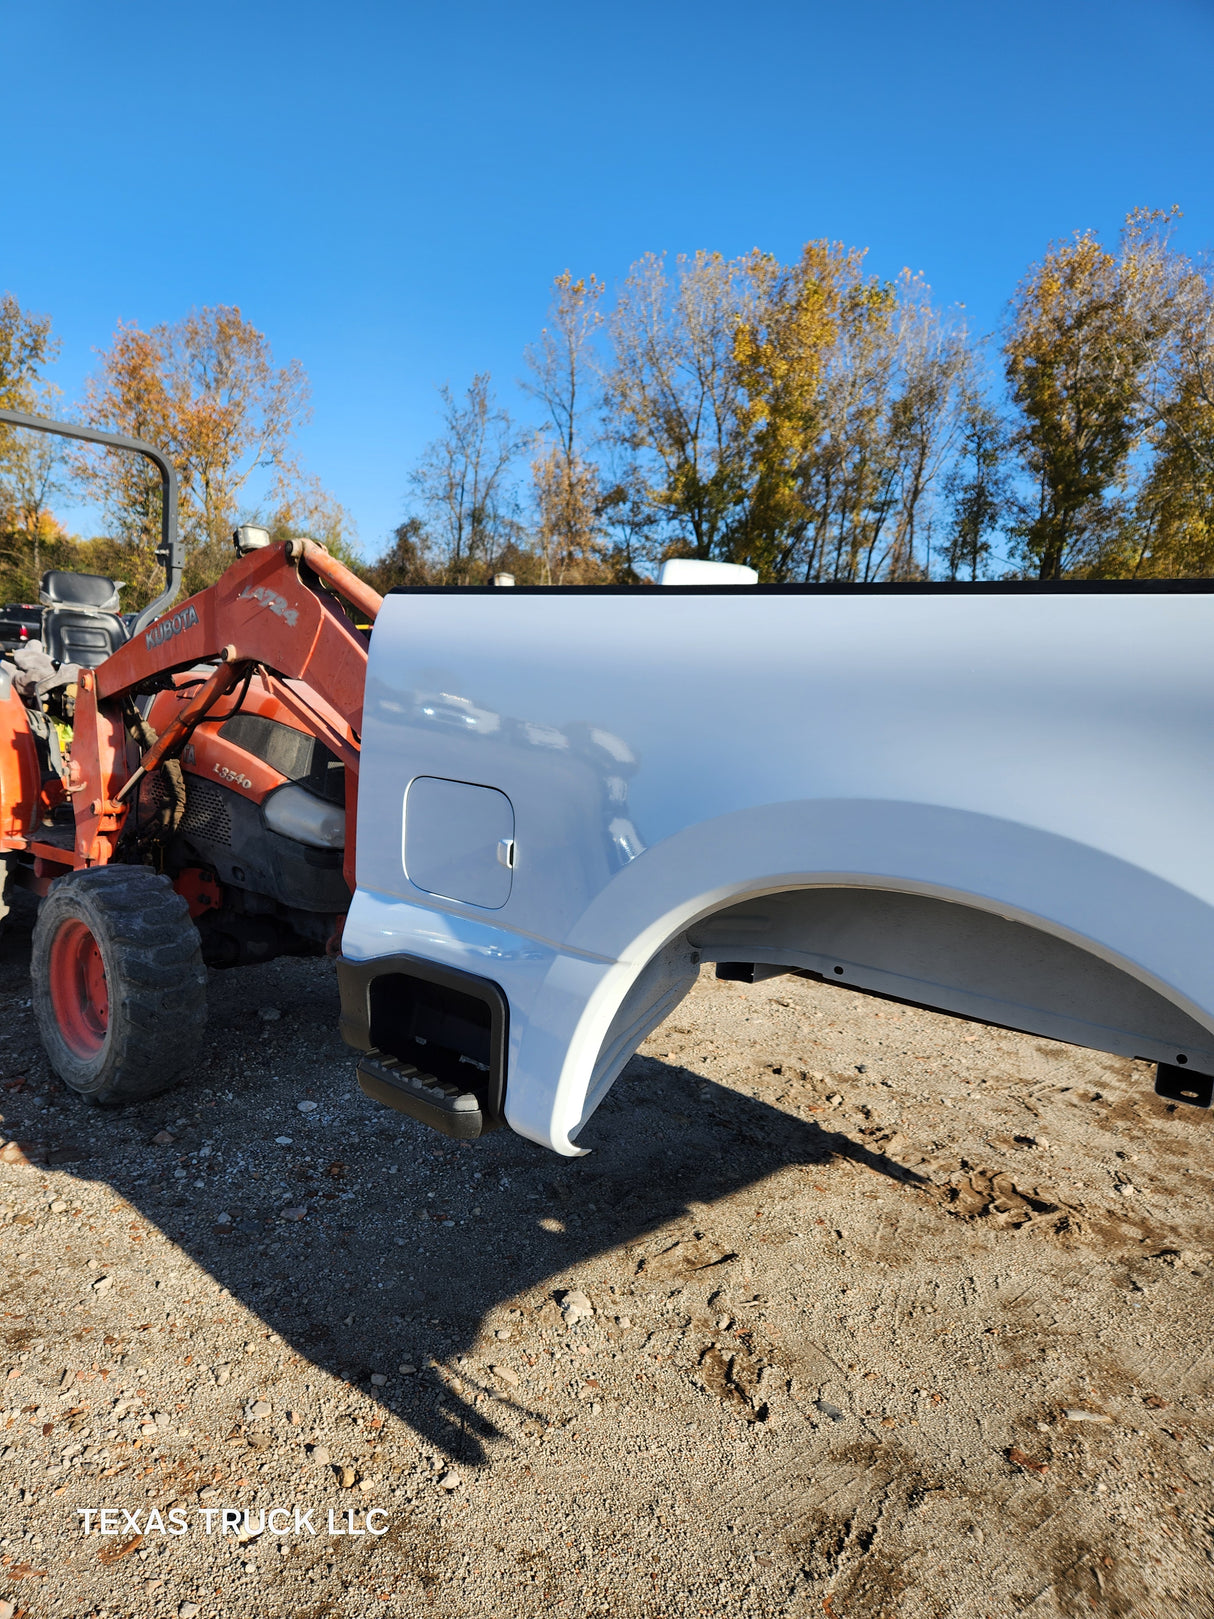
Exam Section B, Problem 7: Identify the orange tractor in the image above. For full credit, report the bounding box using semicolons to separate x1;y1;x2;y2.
0;409;381;1103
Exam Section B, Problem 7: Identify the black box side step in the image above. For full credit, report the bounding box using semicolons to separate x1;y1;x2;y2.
356;1051;486;1140
337;952;508;1132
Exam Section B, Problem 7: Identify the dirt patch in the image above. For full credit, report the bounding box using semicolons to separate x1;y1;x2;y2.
635;1233;738;1277
0;893;1212;1617
696;1343;769;1421
933;1165;1081;1230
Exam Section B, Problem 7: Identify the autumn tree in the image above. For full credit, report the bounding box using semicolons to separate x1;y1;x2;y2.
524;273;608;583
729;242;850;575
254;475;359;573
0;295;69;599
81;306;312;602
1113;209;1214;575
0;293;55;413
361;516;434;592
0;409;73;595
1001;208;1214;579
408;374;526;582
730;248;972;581
605;250;761;560
589;455;658;581
1004;231;1148;578
529;448;602;581
940;402;1009;578
877;279;974;578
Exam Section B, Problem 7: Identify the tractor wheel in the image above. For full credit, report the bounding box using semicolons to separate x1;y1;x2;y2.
31;865;207;1105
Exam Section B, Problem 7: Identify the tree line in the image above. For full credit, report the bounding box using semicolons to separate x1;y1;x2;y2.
376;207;1214;588
2;204;1213;609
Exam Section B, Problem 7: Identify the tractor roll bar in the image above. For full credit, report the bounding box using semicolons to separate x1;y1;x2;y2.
0;408;182;635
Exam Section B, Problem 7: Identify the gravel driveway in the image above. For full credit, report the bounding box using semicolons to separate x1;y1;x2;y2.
0;888;1212;1618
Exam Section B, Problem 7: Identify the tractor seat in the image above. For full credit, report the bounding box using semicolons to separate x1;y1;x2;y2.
39;571;122;611
39;571;128;668
45;611;127;667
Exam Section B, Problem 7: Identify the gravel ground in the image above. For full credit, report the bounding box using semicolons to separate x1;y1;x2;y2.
1;887;1213;1619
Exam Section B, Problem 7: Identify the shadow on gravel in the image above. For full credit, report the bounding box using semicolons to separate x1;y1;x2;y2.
0;893;925;1467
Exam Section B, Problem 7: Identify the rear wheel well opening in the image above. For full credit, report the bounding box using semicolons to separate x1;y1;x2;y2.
687;885;1214;1078
582;882;1214;1129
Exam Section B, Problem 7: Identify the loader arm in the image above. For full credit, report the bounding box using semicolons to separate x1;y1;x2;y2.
26;539;381;895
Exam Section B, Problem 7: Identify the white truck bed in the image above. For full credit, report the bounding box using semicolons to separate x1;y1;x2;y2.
338;583;1214;1154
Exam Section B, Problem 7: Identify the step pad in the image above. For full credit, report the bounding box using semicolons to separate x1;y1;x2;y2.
355;1050;486;1140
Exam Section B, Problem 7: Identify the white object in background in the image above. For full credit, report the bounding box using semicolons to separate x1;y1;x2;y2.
657;558;758;586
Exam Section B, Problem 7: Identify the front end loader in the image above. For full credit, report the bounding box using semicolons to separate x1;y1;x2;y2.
0;409;380;1104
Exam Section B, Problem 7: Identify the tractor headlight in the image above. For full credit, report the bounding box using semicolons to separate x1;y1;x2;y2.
263;784;346;849
233;524;272;555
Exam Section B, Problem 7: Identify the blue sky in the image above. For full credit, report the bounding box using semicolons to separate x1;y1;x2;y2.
4;0;1212;556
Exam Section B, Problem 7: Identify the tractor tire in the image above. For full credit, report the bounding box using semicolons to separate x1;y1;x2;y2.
0;853;12;942
31;865;207;1105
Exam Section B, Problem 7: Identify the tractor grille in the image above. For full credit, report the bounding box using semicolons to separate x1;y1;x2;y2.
140;771;232;847
181;777;232;846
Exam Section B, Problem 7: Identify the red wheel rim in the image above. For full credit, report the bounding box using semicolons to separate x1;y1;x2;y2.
48;919;109;1058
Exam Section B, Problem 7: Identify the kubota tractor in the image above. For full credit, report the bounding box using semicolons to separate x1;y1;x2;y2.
0;409;381;1104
